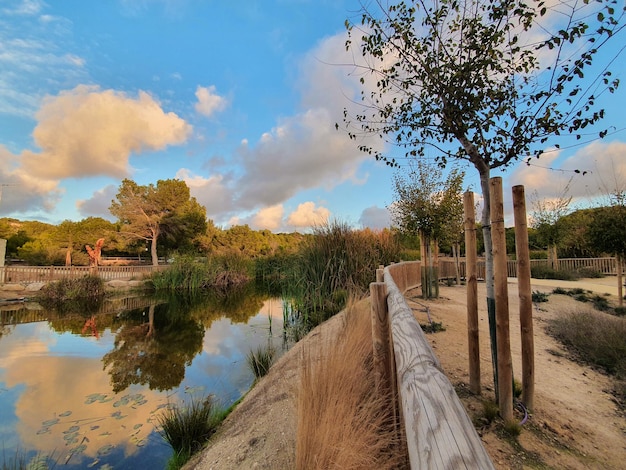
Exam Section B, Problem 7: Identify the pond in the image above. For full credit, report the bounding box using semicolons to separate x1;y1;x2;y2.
0;284;291;469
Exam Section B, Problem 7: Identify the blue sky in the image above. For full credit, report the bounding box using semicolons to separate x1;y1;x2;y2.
0;0;625;232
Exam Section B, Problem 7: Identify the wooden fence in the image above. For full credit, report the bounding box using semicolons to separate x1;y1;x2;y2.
438;257;620;280
371;261;495;469
0;265;166;284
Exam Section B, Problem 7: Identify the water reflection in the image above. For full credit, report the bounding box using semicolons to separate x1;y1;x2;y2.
0;283;287;469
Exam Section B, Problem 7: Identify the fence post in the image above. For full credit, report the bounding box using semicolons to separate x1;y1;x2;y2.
370;282;391;394
489;177;513;421
464;191;481;395
513;185;535;411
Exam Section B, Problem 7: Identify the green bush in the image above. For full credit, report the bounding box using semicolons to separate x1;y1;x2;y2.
532;291;549;303
530;265;578;280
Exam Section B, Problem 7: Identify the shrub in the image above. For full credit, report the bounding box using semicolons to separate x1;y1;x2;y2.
530;265;578;281
532;291;549;303
36;275;105;312
548;309;626;377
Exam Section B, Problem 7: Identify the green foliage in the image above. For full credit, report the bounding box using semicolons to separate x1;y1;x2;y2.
531;265;579;280
481;400;499;424
587;205;626;259
246;344;276;380
151;253;252;292
157;395;223;463
531;291;549;303
36;276;105;312
420;321;446;334
295;222;401;326
110;178;207;265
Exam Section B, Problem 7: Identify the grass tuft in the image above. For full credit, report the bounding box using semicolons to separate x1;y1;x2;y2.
156;395;223;466
296;299;405;469
246;344;276;380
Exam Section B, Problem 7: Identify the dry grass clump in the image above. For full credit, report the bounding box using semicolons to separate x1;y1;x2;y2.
296;299;406;469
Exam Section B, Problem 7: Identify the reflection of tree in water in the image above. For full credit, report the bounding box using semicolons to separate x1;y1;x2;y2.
103;303;204;393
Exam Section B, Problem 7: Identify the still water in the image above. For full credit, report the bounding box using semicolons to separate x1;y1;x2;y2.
0;285;289;469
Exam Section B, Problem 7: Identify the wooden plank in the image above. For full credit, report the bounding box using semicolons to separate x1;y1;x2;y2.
384;269;495;469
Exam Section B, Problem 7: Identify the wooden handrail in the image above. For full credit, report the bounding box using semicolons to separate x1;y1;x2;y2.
373;261;495;469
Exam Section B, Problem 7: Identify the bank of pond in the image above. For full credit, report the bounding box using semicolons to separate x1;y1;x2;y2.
0;283;297;470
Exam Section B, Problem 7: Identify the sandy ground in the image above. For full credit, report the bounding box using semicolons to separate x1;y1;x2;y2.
184;274;626;470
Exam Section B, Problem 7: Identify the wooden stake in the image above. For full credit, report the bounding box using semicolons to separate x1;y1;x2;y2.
370;282;391;393
464;191;481;395
513;185;535;411
489;177;513;421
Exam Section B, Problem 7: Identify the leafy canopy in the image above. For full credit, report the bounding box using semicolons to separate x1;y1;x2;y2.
343;0;624;173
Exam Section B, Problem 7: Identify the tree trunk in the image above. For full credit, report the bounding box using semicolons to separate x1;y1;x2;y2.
548;244;558;270
479;167;498;395
151;227;159;267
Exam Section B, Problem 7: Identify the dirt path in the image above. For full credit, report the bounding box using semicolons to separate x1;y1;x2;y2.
187;278;626;469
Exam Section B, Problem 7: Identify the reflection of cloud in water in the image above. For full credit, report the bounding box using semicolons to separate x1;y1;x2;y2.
3;356;168;464
0;323;55;369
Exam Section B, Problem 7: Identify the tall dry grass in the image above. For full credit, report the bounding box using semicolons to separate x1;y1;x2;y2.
296;299;406;469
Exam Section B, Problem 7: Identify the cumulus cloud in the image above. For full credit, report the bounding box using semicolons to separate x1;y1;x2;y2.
175;168;235;219
286;202;330;228
76;185;118;220
0;146;62;214
507;141;626;204
20;85;192;180
359;206;392;230
250;205;284;231
235;107;368;209
194;85;228;117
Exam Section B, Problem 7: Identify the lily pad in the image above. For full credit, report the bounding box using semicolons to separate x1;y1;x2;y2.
36;427;51;435
42;418;59;427
96;444;114;456
59;410;72;417
69;444;87;455
63;425;80;434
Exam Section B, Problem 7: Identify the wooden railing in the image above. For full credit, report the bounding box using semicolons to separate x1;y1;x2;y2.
438;256;620;280
372;261;495;469
0;265;167;284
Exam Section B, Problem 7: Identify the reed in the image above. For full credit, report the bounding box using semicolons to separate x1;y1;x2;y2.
296;299;405;469
151;253;252;292
246;344;276;380
36;275;105;312
156;395;223;465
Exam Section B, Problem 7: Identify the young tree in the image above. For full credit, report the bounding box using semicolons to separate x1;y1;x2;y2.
530;181;573;269
110;179;207;266
390;161;464;298
342;0;623;386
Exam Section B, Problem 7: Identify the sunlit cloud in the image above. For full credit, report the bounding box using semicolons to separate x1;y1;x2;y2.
20;85;192;180
286;201;329;228
194;85;228;117
507;141;626;205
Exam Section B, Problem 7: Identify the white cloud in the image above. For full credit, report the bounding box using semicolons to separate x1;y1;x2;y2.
194;85;228;117
286;202;329;228
359;206;391;230
20;85;192;180
76;185;118;220
175;168;235;220
0;145;62;214
506;140;626;206
250;204;284;231
235;107;369;209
